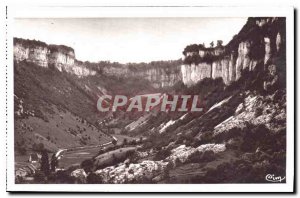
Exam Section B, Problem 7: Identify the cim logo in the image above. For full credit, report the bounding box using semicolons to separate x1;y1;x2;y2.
265;174;286;183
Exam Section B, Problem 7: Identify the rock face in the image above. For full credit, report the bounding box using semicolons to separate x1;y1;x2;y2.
48;45;75;71
181;17;285;86
141;67;182;88
92;143;226;184
213;92;286;135
13;38;96;78
181;63;211;86
167;144;226;164
14;42;48;67
94;160;169;184
101;64;182;88
14;17;285;88
14;38;181;87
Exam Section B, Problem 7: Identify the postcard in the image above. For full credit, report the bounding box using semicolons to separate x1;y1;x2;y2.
6;6;294;192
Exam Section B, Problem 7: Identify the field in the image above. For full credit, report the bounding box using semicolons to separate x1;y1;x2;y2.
58;147;102;169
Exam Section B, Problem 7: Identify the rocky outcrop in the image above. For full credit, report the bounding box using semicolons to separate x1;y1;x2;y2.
213;92;286;135
181;17;285;87
14;38;96;78
48;45;75;71
181;63;211;86
167;144;226;164
14;17;285;88
134;67;182;88
94;160;169;184
91;143;225;184
101;64;182;88
14;38;181;87
71;169;87;180
14;41;48;67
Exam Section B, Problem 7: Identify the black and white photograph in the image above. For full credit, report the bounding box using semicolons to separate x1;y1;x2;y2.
4;6;294;192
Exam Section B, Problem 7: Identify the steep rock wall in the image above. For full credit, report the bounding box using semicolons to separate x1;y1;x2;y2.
48;48;75;72
14;43;48;67
14;38;181;88
138;67;182;88
14;17;285;89
14;38;96;78
102;65;182;88
181;63;211;86
181;17;285;87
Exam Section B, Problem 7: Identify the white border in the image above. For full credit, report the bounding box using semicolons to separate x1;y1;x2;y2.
6;6;294;192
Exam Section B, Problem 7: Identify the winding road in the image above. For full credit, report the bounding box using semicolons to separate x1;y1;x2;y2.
15;136;117;177
54;136;117;160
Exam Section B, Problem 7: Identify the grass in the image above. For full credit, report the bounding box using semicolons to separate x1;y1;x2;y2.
58;147;101;169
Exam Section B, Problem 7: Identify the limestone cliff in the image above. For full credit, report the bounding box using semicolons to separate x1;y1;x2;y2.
48;44;75;71
14;40;49;67
101;64;182;88
13;38;96;77
13;38;181;88
182;17;285;87
181;62;211;86
14;17;285;89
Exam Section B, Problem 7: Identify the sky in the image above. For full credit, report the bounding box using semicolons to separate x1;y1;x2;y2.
14;18;247;63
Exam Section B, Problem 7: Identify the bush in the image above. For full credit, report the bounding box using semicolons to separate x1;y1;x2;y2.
40;150;50;176
87;173;103;184
201;150;215;162
123;138;128;145
255;107;263;117
33;171;47;183
81;159;94;173
153;148;172;161
214;127;242;143
225;138;241;150
51;170;76;184
240;124;270;152
187;150;203;163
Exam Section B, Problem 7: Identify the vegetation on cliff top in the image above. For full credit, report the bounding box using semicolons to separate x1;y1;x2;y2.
14;37;75;54
182;17;286;65
14;37;48;48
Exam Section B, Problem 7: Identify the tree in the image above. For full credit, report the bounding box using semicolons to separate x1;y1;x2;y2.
217;40;223;47
40;149;50;176
81;159;94;173
123;138;128;145
210;41;214;48
50;153;58;172
131;139;137;146
112;153;118;164
34;171;46;183
98;149;105;155
163;161;174;179
87;173;103;184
